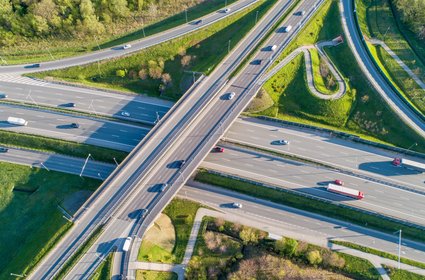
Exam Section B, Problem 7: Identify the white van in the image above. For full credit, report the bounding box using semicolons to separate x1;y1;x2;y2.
122;237;132;252
284;25;292;32
270;45;277;51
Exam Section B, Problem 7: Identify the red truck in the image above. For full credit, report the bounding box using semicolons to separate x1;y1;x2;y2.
327;183;364;200
392;158;425;173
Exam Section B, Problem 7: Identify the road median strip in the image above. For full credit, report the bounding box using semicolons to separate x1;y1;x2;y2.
194;168;425;243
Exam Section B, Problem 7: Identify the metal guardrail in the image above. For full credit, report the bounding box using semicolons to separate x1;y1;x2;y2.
205;169;425;231
256;115;425;159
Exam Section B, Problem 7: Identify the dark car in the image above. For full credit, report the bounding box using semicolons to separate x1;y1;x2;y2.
159;183;168;192
32;63;40;68
0;147;8;153
212;146;224;153
68;102;76;107
71;123;80;128
252;59;262;65
193;19;203;25
177;160;186;168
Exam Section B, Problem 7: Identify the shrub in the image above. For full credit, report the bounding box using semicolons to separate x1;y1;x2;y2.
306;250;322;265
181;55;192;67
239;227;259;245
138;68;147;80
283;238;298;257
116;69;126;77
323;250;345;268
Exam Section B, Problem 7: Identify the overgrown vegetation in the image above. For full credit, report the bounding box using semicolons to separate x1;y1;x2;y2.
331;240;425;269
0;162;100;279
187;216;380;279
136;270;178;280
195;169;425;243
0;130;128;164
391;0;425;40
310;48;338;94
0;0;237;64
252;0;425;152
32;0;276;100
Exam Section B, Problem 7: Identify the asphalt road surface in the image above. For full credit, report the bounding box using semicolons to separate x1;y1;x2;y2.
0;0;259;74
0;80;171;124
183;182;425;263
203;144;425;226
0;104;148;151
341;0;425;138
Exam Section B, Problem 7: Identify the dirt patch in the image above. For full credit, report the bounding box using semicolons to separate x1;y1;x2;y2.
62;190;93;215
245;88;274;113
144;214;176;252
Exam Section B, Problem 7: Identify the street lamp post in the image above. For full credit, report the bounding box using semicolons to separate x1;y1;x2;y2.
397;229;402;269
255;11;259;24
113;157;119;166
228;40;231;53
80;153;91;177
185;9;188;23
40;162;50;171
406;142;417;152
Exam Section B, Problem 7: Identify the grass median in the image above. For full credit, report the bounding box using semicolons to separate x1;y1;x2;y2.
0;162;100;279
383;265;425;280
0;130;128;164
89;251;114;280
330;240;425;270
194;169;425;243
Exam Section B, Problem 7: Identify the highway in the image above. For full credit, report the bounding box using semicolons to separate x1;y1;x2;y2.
203;144;425;226
0;80;171;125
0;0;259;74
340;0;425;138
26;0;305;278
0;104;148;151
183;183;425;263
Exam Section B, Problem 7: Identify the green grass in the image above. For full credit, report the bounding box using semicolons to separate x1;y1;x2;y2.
0;130;128;164
56;225;105;280
383;265;425;280
355;0;425;115
136;270;178;280
309;48;338;94
194;169;425;243
160;198;203;263
0;162;100;279
255;0;425;152
31;0;276;100
90;252;114;280
138;240;175;263
337;252;381;280
1;0;237;65
331;240;425;270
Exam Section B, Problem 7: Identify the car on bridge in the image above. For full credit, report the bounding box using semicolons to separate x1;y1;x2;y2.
227;92;235;100
159;183;168;192
177;160;186;168
121;111;131;117
232;202;243;208
71;123;80;128
334;179;344;186
212;146;224;153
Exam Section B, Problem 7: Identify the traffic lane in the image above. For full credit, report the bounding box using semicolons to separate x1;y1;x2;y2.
0;81;169;124
227;118;425;188
204;145;425;225
0;0;259;74
0;104;147;150
182;183;425;263
0;147;114;179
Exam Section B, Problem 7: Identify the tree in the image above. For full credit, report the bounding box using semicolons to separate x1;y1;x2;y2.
109;0;130;17
148;60;163;79
161;73;172;87
31;0;58;23
79;0;104;34
239;227;259;245
181;55;192;67
138;68;147;80
283;238;298;257
274;237;286;254
306;250;322;265
322;250;345;268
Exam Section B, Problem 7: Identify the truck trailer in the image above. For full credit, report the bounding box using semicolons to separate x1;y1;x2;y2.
122;237;132;252
7;117;28;126
327;183;364;199
392;158;425;172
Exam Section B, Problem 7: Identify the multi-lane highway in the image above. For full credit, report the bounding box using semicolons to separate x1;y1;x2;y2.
0;0;259;74
0;80;172;124
26;0;307;278
340;0;425;138
0;104;148;151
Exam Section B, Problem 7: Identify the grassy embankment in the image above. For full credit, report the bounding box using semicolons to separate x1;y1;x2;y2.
189;216;381;279
0;130;128;164
383;265;425;280
31;0;276;100
355;0;425;115
331;240;425;269
195;169;425;243
1;0;237;65
136;271;178;280
89;252;114;280
0;162;100;279
138;198;203;264
309;48;339;95
248;0;425;152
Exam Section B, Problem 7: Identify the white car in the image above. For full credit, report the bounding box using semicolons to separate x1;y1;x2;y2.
284;25;292;32
224;8;231;13
121;111;130;117
232;202;242;208
123;44;132;49
227;92;235;100
277;139;289;145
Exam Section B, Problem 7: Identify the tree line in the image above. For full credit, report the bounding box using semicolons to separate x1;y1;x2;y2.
0;0;168;46
393;0;425;39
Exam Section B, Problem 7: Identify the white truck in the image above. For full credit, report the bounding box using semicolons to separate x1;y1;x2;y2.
7;117;28;126
122;237;132;252
327;183;364;200
392;157;425;172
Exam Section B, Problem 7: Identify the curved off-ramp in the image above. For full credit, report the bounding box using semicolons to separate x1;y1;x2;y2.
261;39;346;100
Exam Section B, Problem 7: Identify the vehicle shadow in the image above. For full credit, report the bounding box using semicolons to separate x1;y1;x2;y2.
358;161;420;176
